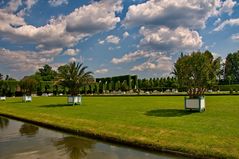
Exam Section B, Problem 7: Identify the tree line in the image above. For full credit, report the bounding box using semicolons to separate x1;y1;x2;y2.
0;50;239;96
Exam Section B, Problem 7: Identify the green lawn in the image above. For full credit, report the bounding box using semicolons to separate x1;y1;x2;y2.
0;96;238;158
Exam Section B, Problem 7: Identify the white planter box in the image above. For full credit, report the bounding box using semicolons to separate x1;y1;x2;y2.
0;96;6;101
67;96;81;105
22;96;32;102
185;96;205;112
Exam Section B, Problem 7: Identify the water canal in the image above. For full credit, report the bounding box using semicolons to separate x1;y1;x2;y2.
0;116;188;159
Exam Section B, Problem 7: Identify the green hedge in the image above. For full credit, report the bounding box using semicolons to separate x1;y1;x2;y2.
217;84;239;91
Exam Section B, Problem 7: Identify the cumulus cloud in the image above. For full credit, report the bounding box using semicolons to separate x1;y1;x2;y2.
124;0;237;29
131;56;172;72
231;33;239;41
111;50;173;72
98;40;105;45
95;68;109;74
139;26;202;52
214;18;221;26
0;48;62;72
123;31;129;38
69;57;77;62
214;18;239;31
65;1;121;33
2;0;38;17
122;0;236;55
48;0;68;7
98;35;120;45
68;56;84;63
124;0;229;29
105;35;120;44
0;0;122;49
219;0;236;15
64;48;80;56
111;50;148;64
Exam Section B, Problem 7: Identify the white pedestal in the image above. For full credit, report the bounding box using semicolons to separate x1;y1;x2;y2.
22;96;32;102
185;96;205;112
67;96;81;105
0;96;6;101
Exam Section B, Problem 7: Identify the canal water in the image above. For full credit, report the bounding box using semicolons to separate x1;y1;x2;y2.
0;116;187;159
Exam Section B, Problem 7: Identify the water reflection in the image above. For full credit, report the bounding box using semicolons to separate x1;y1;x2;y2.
53;136;96;159
0;116;186;159
19;123;39;137
0;116;9;129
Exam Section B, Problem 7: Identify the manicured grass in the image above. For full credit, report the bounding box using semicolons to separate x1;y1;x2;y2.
0;96;238;158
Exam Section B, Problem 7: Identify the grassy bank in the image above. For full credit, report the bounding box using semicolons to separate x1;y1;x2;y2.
0;96;238;158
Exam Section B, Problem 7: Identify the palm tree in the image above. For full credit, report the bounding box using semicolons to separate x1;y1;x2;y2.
57;62;94;96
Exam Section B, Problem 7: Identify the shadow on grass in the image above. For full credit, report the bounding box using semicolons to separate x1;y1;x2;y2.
40;104;74;108
145;109;194;117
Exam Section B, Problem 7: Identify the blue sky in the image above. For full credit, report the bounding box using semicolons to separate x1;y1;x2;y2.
0;0;239;79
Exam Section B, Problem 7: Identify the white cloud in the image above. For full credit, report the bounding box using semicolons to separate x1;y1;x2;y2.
68;56;84;63
214;18;221;26
64;48;79;56
219;0;236;15
111;50;148;64
214;18;239;31
98;40;105;45
124;0;237;29
0;48;62;72
69;57;77;62
231;33;239;41
105;35;120;44
111;50;173;72
48;0;68;7
99;35;120;45
0;0;122;49
95;68;109;74
65;1;121;34
124;0;228;29
5;0;22;13
123;31;129;38
139;26;202;52
24;0;38;9
131;53;173;72
3;0;38;17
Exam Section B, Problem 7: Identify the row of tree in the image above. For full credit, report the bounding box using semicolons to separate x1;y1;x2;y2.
0;50;239;97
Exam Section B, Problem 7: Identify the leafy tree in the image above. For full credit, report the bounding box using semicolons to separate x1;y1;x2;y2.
224;51;239;83
36;64;57;81
173;51;221;98
57;62;94;96
19;76;38;95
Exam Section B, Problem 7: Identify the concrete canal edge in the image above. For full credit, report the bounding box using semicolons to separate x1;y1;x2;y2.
0;113;217;159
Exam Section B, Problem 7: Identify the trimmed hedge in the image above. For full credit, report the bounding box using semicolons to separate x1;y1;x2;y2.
217;84;239;91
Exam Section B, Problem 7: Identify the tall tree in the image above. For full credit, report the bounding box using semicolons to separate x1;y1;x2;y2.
20;76;38;95
224;51;239;83
36;64;57;81
173;51;221;98
57;62;94;96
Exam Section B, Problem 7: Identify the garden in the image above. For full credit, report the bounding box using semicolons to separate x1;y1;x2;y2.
0;96;238;158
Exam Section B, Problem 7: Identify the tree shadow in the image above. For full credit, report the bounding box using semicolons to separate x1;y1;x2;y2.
145;109;194;117
40;104;73;108
19;123;39;137
53;136;96;159
0;116;9;129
